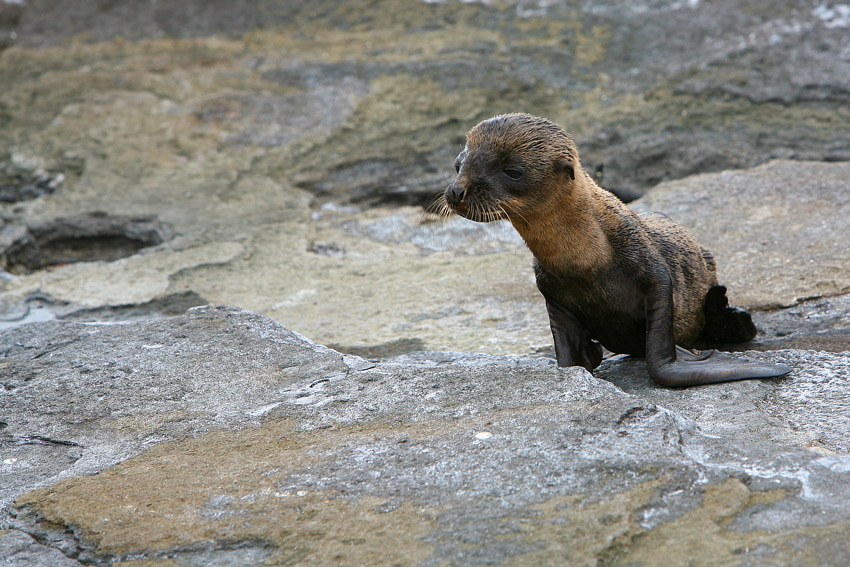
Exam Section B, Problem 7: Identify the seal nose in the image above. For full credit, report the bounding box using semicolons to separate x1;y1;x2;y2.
446;181;466;206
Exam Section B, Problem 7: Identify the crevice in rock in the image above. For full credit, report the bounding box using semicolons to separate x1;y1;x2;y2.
59;291;208;323
615;405;661;427
9;507;276;567
720;293;850;353
0;529;86;567
11;435;81;447
9;508;88;566
0;212;172;274
0;292;208;331
296;158;451;209
0;172;64;203
31;338;86;360
0;151;83;203
596;528;646;567
328;338;427;359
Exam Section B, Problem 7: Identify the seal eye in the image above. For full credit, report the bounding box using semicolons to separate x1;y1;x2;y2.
503;168;523;181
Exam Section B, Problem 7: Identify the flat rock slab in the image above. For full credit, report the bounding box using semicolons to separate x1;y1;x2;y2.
2;307;849;566
633;160;850;310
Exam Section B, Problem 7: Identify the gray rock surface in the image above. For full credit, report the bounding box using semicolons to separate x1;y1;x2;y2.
1;2;849;565
2;306;849;566
1;0;849;359
633;160;850;310
747;294;850;353
0;530;84;567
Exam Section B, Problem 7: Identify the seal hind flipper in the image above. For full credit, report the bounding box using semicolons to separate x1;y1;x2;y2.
649;346;792;387
700;285;757;343
645;275;791;386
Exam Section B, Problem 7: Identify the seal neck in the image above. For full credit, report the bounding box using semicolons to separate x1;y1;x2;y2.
509;175;613;274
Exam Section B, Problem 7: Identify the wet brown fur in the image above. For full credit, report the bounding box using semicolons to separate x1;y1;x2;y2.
443;113;717;351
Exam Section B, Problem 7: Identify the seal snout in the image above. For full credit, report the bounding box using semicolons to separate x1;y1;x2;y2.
445;180;467;209
444;177;508;222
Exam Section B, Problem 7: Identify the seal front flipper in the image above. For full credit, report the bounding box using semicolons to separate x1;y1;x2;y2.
650;346;793;387
545;298;603;372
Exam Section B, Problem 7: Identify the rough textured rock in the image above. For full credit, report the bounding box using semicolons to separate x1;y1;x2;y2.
2;307;850;566
5;159;847;359
6;0;850;195
632;160;850;310
1;0;849;358
746;294;850;353
0;530;84;567
1;212;172;274
1;3;849;564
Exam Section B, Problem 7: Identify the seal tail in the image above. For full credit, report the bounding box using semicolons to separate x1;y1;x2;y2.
700;285;757;344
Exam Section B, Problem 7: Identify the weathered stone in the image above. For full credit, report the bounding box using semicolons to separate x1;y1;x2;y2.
0;3;848;564
2;0;849;204
1;212;172;274
633;160;850;310
0;173;61;203
597;350;850;456
748;293;850;353
0;0;848;358
0;530;84;567
2;308;849;566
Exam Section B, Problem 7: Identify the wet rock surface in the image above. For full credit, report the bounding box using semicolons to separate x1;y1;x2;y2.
1;0;849;565
2;307;849;566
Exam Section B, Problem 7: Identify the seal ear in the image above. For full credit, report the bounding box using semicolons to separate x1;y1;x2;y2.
558;159;575;181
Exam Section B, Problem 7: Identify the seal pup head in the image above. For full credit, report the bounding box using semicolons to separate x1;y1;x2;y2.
443;113;579;223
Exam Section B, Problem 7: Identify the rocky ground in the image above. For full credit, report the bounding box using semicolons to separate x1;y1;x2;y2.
2;307;849;567
1;1;849;565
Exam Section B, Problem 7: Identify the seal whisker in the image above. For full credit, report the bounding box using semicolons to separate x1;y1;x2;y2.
443;202;454;220
501;201;530;226
438;199;456;250
482;204;493;225
424;193;446;216
419;194;454;252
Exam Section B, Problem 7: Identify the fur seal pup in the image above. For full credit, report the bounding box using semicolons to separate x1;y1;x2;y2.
441;113;791;387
